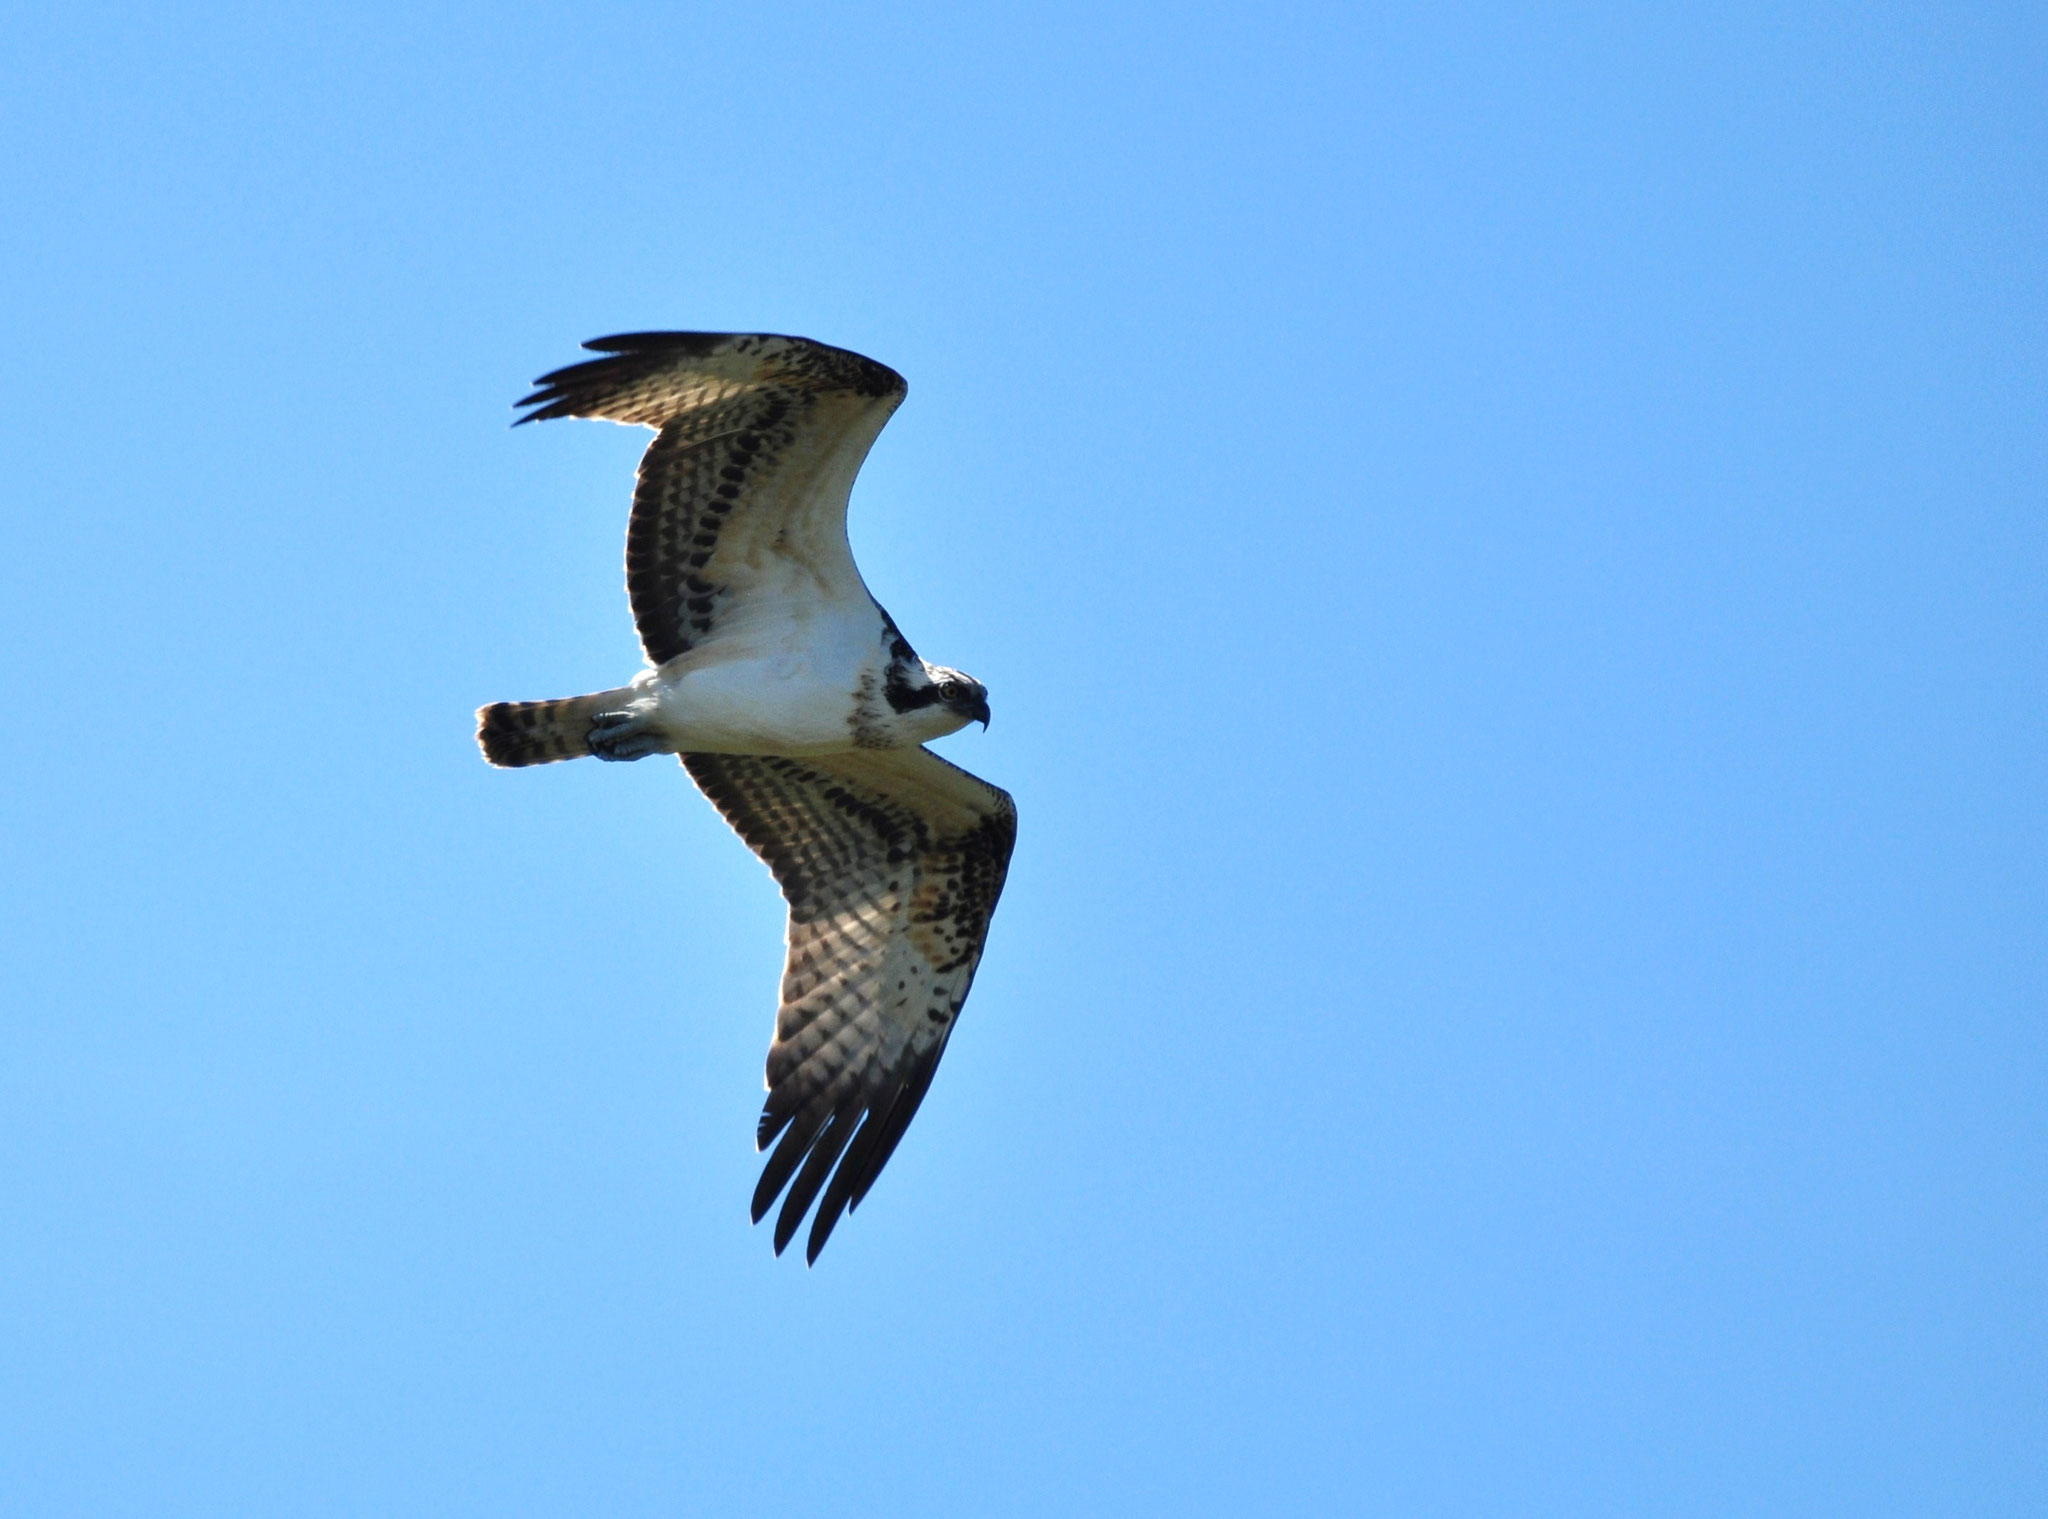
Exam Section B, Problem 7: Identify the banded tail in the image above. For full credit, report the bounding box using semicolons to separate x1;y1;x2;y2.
476;688;631;767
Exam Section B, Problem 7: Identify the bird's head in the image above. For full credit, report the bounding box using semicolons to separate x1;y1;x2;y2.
921;664;991;731
881;642;991;741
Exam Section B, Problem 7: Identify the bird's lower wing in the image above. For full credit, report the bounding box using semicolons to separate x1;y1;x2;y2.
681;746;1017;1262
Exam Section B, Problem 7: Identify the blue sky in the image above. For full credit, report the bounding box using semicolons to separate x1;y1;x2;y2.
2;3;2042;1513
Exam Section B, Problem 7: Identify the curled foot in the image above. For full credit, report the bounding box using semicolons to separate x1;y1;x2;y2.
587;706;674;762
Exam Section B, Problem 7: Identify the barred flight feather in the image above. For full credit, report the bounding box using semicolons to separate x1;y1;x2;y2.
683;746;1016;1263
512;332;906;665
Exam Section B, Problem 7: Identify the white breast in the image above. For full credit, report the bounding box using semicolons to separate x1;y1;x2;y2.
648;601;886;756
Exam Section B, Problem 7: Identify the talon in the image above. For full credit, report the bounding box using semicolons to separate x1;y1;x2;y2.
587;708;670;762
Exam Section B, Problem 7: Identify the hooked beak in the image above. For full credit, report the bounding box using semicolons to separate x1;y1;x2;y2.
967;694;991;730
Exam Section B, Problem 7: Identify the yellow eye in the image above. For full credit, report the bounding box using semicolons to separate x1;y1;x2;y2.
938;680;965;701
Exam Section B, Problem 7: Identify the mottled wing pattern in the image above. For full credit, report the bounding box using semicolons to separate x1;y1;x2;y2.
682;746;1017;1262
515;332;907;665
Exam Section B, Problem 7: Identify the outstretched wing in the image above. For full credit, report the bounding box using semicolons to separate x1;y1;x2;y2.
515;332;907;665
682;746;1017;1263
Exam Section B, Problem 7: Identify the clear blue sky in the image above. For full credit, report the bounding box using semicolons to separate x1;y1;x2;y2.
2;4;2041;1514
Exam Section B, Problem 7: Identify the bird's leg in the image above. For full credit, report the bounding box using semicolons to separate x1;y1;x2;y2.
586;700;676;762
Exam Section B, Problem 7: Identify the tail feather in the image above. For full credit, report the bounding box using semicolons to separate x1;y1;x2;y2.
476;690;625;767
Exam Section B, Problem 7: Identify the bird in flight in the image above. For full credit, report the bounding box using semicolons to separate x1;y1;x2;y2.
476;332;1016;1263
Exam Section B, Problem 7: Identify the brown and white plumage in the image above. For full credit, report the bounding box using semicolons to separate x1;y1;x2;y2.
477;333;1015;1262
513;331;907;667
687;747;1015;1262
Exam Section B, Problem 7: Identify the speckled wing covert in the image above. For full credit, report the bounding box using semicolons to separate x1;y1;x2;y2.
682;745;1017;1263
514;332;907;665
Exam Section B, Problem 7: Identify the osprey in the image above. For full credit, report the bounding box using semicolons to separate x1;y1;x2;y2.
477;332;1016;1263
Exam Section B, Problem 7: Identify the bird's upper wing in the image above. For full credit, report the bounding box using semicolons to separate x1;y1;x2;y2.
681;745;1017;1263
516;332;907;665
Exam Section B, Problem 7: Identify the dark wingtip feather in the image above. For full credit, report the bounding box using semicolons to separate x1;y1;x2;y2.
847;1052;944;1212
803;1219;836;1266
804;1121;872;1263
580;330;751;356
510;379;590;426
757;1099;795;1152
771;1202;803;1256
752;1114;822;1225
774;1117;855;1257
510;392;571;426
